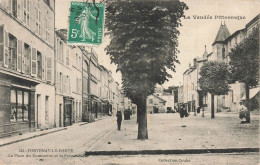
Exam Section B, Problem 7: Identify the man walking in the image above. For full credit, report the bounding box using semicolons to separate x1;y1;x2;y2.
116;111;122;130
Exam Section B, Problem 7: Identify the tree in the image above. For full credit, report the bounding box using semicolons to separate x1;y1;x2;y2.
199;61;230;118
228;28;259;123
105;0;188;139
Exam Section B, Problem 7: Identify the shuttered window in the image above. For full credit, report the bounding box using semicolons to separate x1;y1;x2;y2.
17;40;22;72
23;0;30;27
42;54;45;80
37;51;42;79
46;57;52;82
23;43;31;75
31;48;37;77
17;0;23;21
0;25;5;67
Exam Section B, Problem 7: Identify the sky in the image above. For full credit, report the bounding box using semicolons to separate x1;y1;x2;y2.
55;0;260;88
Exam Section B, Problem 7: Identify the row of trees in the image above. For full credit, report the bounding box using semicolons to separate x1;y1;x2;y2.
199;28;259;121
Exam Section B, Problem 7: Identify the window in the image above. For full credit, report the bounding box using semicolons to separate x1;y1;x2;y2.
45;17;50;41
37;51;42;79
23;43;31;75
45;96;49;123
31;48;37;77
7;34;17;70
23;0;30;27
9;0;18;17
10;89;29;122
46;57;52;82
149;99;153;104
59;41;63;63
60;72;63;93
222;48;225;60
35;8;41;35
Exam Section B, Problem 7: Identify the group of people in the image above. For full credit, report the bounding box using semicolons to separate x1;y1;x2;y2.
115;101;249;131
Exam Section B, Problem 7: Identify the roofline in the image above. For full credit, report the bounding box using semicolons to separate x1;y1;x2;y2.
152;94;166;102
212;40;225;45
207;52;213;57
246;14;260;28
224;29;245;42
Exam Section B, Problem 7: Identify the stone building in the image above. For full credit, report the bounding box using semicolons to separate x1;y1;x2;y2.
99;65;110;116
88;48;100;119
55;30;84;127
146;94;166;114
0;0;55;137
82;48;91;122
181;14;260;113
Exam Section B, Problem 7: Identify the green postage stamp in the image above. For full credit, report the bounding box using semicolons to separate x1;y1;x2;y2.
68;1;105;45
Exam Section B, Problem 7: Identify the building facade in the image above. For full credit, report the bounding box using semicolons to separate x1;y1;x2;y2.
0;0;55;137
181;14;259;113
0;0;122;138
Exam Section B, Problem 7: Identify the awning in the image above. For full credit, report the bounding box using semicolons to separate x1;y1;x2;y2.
241;87;260;100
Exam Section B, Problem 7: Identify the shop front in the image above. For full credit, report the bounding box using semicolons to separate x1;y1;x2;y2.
0;73;38;138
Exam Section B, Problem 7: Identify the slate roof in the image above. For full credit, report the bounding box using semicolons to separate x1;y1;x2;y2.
213;24;230;44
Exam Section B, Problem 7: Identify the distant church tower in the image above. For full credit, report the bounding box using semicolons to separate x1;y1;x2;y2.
212;21;230;62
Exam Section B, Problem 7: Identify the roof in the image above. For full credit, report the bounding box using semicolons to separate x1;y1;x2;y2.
225;29;245;42
207;52;213;57
152;94;166;102
246;13;260;29
241;87;260;100
213;24;230;44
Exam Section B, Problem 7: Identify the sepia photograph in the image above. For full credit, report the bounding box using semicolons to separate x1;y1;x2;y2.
0;0;259;164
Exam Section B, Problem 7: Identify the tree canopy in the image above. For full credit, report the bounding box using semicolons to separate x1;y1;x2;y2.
105;0;188;139
199;61;230;96
199;61;229;118
105;0;188;102
228;28;259;87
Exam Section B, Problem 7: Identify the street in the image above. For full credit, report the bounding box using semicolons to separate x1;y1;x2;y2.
0;112;259;165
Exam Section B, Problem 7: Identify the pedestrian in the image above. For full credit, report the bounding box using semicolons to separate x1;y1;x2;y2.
237;101;249;124
116;110;122;130
180;104;189;127
196;106;201;114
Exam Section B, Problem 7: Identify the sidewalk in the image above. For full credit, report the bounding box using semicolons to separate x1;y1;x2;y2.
0;115;113;148
87;113;259;155
0;127;67;147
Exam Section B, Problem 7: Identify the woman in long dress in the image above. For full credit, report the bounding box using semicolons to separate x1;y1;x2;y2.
78;8;97;41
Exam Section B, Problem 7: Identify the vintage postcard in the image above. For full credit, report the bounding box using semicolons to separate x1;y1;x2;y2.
0;0;259;164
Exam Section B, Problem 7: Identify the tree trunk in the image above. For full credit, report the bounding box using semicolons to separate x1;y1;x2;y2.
245;84;250;123
137;107;140;124
211;94;215;118
137;96;148;139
